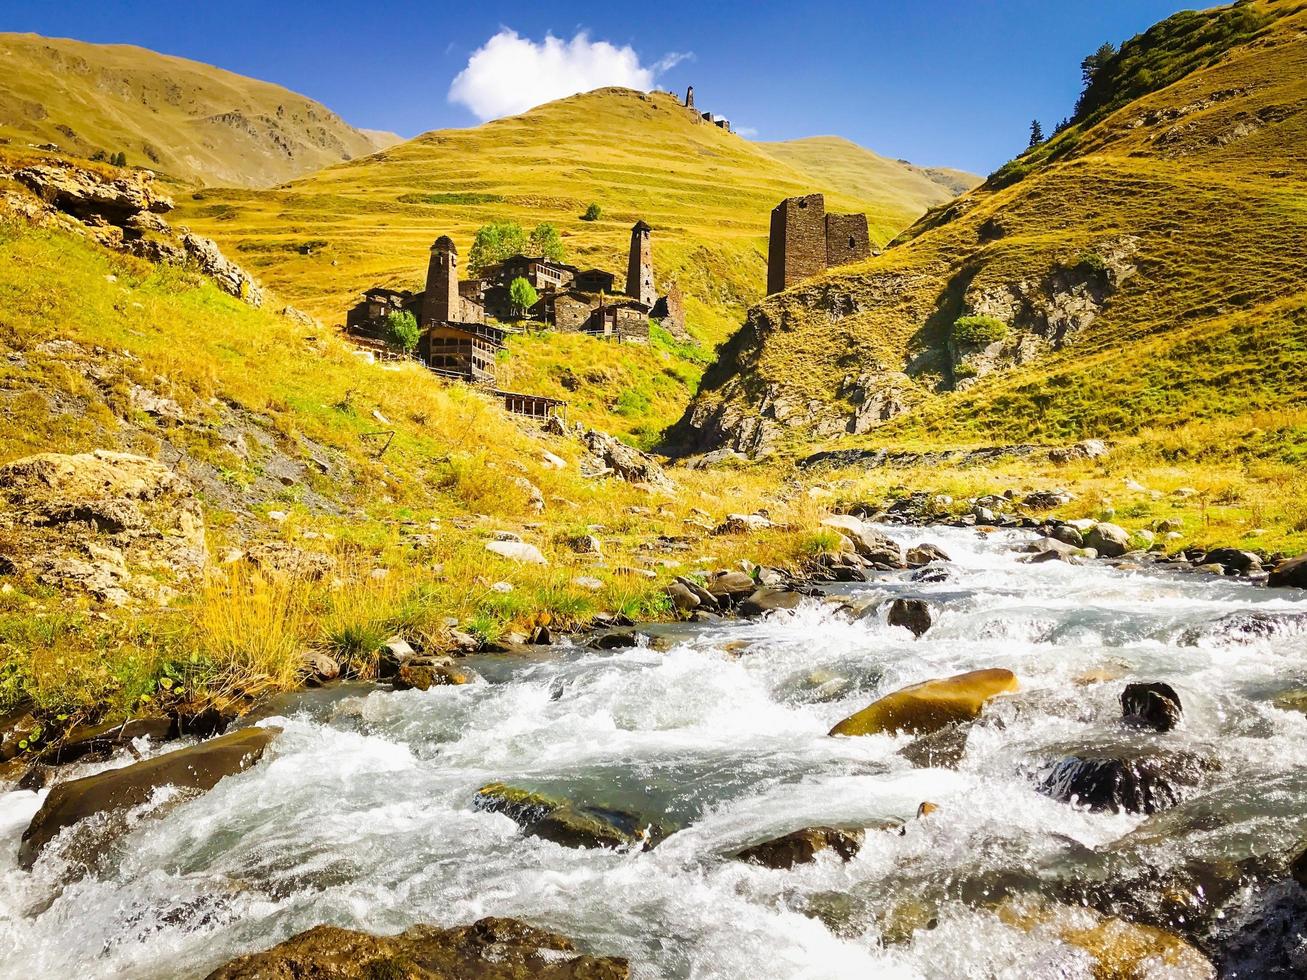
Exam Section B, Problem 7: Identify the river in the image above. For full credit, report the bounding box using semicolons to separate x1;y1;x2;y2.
2;525;1306;978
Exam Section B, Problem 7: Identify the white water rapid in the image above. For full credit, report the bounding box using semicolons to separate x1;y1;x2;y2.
2;525;1306;978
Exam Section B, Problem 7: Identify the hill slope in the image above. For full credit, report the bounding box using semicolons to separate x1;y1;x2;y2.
677;0;1307;459
756;136;980;214
0;33;396;187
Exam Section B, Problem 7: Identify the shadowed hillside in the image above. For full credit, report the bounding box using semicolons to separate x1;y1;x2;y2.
676;0;1307;459
0;33;398;187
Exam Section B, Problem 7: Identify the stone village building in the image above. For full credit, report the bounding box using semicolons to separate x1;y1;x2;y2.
345;220;684;413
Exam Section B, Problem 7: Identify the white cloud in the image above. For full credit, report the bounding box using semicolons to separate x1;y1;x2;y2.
449;29;692;121
735;126;759;138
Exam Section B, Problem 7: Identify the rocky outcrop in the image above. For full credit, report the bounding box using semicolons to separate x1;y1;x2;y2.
579;428;673;492
830;668;1019;737
19;726;279;868
0;450;207;605
1268;554;1307;589
2;162;264;306
204;916;630;980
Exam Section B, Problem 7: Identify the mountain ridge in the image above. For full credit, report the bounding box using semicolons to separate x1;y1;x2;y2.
0;32;398;187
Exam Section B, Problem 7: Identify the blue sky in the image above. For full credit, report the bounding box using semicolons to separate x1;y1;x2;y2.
3;0;1201;174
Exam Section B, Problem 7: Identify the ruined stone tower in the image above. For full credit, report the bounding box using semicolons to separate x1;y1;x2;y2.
685;86;695;109
626;220;655;307
767;194;871;294
423;235;458;324
767;194;827;295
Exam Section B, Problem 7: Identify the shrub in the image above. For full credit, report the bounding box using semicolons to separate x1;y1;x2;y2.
581;203;602;221
384;309;420;353
951;315;1009;347
1071;252;1110;278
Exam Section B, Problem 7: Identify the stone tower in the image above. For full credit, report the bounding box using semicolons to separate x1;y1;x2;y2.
767;194;826;294
423;235;458;324
685;86;695;109
626;220;654;307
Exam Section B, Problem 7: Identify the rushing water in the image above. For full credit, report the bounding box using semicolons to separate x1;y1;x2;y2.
3;525;1307;978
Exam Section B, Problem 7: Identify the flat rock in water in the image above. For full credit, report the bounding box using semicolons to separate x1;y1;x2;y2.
395;658;480;691
20;726;280;868
203;915;629;979
830;669;1018;737
474;783;663;850
734;826;866;870
738;588;803;617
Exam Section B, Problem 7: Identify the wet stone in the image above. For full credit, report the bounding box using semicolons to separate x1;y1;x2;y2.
734;826;866;870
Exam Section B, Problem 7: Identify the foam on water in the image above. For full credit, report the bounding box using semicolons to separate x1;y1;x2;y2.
2;524;1306;978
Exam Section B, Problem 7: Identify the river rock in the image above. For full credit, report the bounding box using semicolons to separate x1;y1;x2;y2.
886;598;932;637
1183;610;1307;645
37;715;174;766
1046;524;1085;547
905;543;950;567
474;783;661;850
0;450;208;604
674;576;719;611
829;668;1019;737
898;722;970;769
1085;523;1131;558
705;570;756;600
1037;747;1216;815
666;581;700;612
1121;682;1182;732
1269;554;1307;589
203;916;630;980
738;588;803;617
1204;548;1261;574
735;826;865;869
395;657;479;691
19;726;279;868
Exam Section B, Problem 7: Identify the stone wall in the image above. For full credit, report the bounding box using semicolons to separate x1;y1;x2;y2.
824;212;871;269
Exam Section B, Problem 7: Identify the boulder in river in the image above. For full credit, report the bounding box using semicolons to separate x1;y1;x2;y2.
886;598;932;637
905;543;950;567
1268;554;1307;589
395;657;479;691
475;783;662;850
735;826;865;870
1037;747;1217;815
1085;523;1131;558
203;915;630;980
738;587;803;617
20;726;280;868
1203;548;1262;575
1121;682;1182;732
829;668;1019;737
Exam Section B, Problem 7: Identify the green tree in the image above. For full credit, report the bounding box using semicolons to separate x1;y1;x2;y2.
384;309;420;353
581;202;602;221
111;151;127;167
1028;119;1045;147
1080;42;1117;88
508;277;538;318
468;220;527;273
529;222;565;262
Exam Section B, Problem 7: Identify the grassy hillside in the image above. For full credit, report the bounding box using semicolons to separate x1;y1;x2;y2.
756;136;980;214
0;33;396;187
0;203;831;719
679;0;1307;460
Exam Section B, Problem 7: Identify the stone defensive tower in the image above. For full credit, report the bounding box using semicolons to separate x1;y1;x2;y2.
767;194;871;294
423;235;458;324
626;220;655;307
767;194;827;295
685;86;695;109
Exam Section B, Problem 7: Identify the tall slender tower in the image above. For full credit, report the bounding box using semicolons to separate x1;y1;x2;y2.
423;235;458;324
685;86;695;109
626;220;654;307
